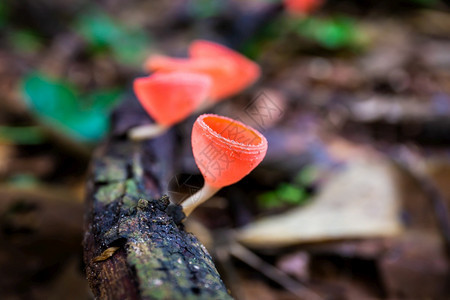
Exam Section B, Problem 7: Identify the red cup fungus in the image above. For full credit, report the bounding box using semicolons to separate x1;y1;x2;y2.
181;114;268;217
129;71;212;140
188;40;261;101
284;0;324;15
145;40;260;105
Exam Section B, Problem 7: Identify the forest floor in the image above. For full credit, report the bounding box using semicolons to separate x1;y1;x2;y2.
1;0;450;299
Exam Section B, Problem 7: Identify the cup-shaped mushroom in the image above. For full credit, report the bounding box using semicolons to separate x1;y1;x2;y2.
284;0;323;14
192;114;268;188
145;55;233;102
134;71;211;127
189;40;261;101
145;40;260;102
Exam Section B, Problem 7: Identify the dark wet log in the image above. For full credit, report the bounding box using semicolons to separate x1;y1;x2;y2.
83;95;232;300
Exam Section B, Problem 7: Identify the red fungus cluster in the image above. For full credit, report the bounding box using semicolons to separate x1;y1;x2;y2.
129;72;211;139
284;0;324;15
146;40;260;102
129;40;267;217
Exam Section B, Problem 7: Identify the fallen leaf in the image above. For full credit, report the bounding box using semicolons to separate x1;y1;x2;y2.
237;159;403;247
93;247;120;262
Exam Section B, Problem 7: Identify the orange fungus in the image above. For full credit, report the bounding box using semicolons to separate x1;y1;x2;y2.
133;72;211;126
192;114;267;188
145;41;260;102
189;40;261;101
284;0;324;14
145;55;233;101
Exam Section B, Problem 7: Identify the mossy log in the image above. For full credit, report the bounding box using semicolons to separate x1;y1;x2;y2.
83;96;232;299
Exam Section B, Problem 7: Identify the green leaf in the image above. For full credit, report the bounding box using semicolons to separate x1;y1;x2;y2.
258;183;309;209
295;15;361;49
0;1;10;28
87;88;122;111
65;109;109;142
76;10;123;48
21;72;121;143
257;191;280;209
75;9;151;66
8;174;39;188
0;126;45;145
22;72;79;120
189;0;224;19
110;30;151;66
276;183;307;204
8;30;43;54
295;165;318;185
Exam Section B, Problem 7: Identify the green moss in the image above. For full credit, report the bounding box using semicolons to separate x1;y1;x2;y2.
95;182;125;205
95;158;127;182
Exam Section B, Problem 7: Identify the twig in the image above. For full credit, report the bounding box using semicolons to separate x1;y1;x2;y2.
229;242;322;300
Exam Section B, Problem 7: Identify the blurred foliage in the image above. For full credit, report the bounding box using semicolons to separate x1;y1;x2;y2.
243;13;365;59
7;174;40;188
188;0;225;18
8;30;43;54
0;1;9;28
76;10;123;48
258;165;318;209
75;9;152;66
293;15;363;49
0;126;45;145
258;183;308;209
21;72;122;143
294;164;319;185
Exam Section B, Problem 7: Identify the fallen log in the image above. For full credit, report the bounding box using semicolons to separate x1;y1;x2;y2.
83;95;232;299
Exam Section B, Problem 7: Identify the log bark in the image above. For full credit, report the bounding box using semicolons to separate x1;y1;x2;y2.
83;95;232;300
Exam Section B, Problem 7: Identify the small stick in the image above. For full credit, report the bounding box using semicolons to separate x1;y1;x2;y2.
229;242;322;300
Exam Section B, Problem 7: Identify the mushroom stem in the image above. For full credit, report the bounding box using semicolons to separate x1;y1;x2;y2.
128;123;168;141
181;183;221;217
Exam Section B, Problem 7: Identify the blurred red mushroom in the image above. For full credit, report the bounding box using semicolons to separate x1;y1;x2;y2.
129;71;211;140
145;55;233;101
188;40;261;101
284;0;324;14
145;40;260;104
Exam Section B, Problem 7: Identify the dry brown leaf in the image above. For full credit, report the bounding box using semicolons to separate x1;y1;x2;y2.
237;159;403;247
93;247;120;263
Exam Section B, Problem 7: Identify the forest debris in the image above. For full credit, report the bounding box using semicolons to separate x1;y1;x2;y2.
240;279;298;300
350;96;433;123
426;159;450;205
31;258;91;300
304;239;391;259
0;185;83;296
276;251;310;282
229;243;321;299
237;159;403;247
379;230;449;298
0;144;12;170
324;135;378;163
358;22;411;79
411;10;450;38
420;40;450;70
93;247;120;262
